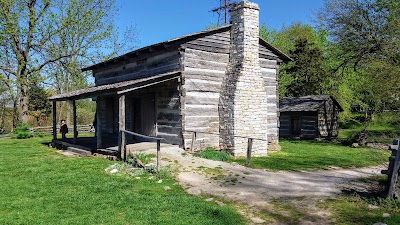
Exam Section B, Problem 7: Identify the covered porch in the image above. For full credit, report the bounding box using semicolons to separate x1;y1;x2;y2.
48;72;182;156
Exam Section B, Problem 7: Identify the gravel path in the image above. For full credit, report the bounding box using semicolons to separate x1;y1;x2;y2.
134;144;385;224
137;144;383;201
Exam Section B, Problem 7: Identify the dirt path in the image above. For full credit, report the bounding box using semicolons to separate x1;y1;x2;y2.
136;144;385;224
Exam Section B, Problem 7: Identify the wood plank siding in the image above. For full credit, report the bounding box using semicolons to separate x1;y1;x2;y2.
180;30;281;149
279;96;341;139
181;30;231;148
93;50;181;86
279;112;319;139
318;98;340;138
260;58;279;143
93;28;283;150
96;80;181;148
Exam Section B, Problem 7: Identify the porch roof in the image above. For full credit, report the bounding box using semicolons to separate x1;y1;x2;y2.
48;71;181;101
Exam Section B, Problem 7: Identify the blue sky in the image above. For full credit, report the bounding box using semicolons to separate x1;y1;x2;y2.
116;0;325;48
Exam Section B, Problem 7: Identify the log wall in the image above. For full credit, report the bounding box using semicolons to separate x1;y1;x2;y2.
318;98;340;138
279;112;319;138
180;30;281;150
96;80;182;147
93;50;181;86
93;29;283;150
260;58;279;143
301;115;318;138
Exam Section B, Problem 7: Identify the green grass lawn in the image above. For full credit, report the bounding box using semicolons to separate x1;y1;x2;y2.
325;176;400;225
230;140;390;171
338;122;400;143
0;137;245;225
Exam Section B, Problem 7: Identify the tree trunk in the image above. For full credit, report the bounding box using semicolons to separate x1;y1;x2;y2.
19;74;29;124
12;98;19;128
0;101;5;130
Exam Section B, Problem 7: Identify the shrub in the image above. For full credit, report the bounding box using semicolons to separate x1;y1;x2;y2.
128;151;156;167
193;147;230;161
12;123;32;139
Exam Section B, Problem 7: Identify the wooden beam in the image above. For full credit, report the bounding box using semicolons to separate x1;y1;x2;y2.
96;100;102;149
52;101;57;141
117;76;179;95
72;100;77;144
119;95;126;161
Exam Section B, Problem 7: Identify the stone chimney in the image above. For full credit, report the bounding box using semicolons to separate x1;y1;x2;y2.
219;0;268;156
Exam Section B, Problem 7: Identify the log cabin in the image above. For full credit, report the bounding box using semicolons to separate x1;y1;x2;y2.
279;95;343;139
49;0;290;156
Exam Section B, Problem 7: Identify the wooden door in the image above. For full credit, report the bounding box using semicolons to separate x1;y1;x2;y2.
140;93;156;136
291;116;301;136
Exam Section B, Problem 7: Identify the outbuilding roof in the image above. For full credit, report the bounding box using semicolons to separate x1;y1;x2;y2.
279;95;343;112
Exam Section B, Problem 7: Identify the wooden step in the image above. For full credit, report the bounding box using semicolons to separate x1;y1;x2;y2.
97;148;119;156
66;147;92;157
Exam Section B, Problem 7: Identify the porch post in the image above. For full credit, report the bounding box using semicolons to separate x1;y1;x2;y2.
52;101;57;141
119;95;126;160
96;98;102;149
72;100;77;144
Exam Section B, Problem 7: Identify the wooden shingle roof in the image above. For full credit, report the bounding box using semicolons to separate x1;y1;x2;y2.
279;95;343;112
82;25;291;72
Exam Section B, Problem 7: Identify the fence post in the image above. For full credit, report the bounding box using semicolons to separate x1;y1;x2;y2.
190;132;197;153
246;138;253;166
123;133;127;162
387;143;400;198
157;140;161;172
118;131;121;160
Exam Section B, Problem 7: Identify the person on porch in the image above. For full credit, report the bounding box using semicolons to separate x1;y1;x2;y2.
60;119;68;140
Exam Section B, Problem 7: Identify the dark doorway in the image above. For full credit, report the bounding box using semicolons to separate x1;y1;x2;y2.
133;93;156;136
291;116;301;136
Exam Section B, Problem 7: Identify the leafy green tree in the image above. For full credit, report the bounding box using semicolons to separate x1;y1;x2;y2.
28;83;51;126
285;38;328;97
0;0;137;124
260;23;328;55
318;0;400;122
318;0;399;71
260;23;329;97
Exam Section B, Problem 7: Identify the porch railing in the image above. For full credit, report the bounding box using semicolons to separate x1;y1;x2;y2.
119;129;164;171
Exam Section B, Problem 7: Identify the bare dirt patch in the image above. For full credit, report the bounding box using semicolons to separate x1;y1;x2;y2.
137;144;385;224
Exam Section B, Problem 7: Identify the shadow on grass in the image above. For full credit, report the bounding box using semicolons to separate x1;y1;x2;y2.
331;177;400;225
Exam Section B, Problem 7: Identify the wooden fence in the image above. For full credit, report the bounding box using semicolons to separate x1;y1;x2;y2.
29;125;94;133
185;130;268;166
381;139;400;199
119;129;163;172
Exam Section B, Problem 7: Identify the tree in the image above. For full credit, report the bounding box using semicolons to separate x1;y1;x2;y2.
0;0;137;124
260;23;328;55
317;0;399;71
0;72;19;128
318;0;400;121
260;23;329;97
285;38;328;97
28;83;51;126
